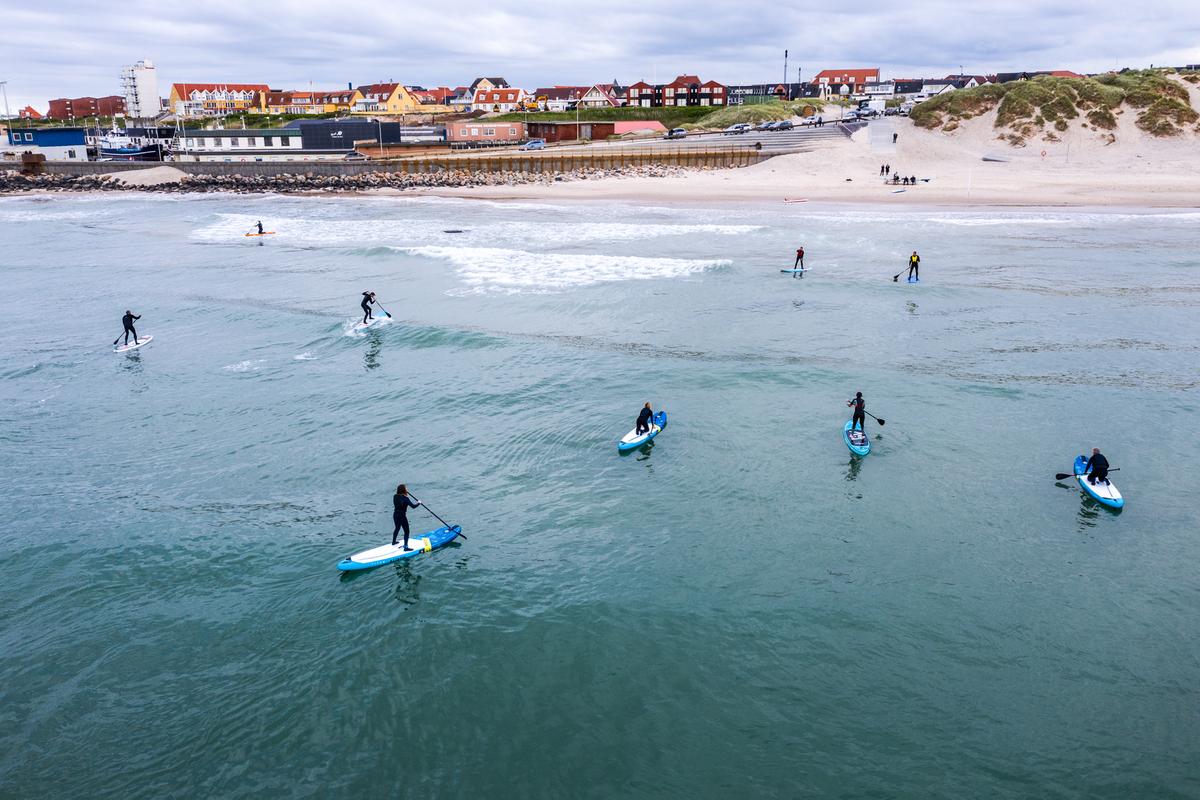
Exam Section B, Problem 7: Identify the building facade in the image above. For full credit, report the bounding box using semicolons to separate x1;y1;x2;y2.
177;120;444;161
626;76;726;107
812;68;880;93
353;83;421;114
447;121;526;148
47;96;127;120
121;60;160;119
471;87;528;113
170;84;270;117
5;127;88;159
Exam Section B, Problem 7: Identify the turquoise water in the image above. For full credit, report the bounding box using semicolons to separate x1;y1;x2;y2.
1;194;1198;798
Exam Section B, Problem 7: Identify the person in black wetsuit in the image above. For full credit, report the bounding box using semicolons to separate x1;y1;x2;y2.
1084;448;1110;485
255;220;264;234
392;484;421;550
908;251;920;280
635;403;654;435
847;392;866;432
361;291;377;325
121;310;141;345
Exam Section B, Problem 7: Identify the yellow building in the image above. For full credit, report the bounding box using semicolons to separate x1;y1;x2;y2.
169;83;269;116
265;89;363;115
351;83;422;115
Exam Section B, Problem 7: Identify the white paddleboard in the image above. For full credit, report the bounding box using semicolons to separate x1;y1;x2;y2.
353;315;390;331
780;268;808;274
114;335;153;353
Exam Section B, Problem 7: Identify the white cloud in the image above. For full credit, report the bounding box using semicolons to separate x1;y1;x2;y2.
1;0;1197;110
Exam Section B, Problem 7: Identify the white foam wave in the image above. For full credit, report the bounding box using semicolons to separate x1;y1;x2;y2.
293;352;317;360
407;245;728;292
223;359;266;372
190;213;758;248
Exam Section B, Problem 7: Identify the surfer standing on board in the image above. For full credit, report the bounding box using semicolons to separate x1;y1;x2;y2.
794;247;805;269
847;392;866;433
121;310;141;346
908;251;920;281
255;220;264;234
392;484;421;550
635;403;654;435
361;291;377;325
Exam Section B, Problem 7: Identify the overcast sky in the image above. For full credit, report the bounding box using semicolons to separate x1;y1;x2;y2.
2;0;1198;109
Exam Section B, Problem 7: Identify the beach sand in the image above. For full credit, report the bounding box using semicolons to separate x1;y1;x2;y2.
423;105;1200;208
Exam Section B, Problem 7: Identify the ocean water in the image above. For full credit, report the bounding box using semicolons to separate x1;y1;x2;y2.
1;193;1198;799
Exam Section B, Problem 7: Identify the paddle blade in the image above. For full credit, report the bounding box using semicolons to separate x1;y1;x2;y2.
1054;473;1073;480
875;418;886;425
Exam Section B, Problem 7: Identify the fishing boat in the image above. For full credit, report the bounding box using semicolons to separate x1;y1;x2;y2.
97;127;164;161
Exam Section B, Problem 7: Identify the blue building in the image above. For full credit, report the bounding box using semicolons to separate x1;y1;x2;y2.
4;127;89;160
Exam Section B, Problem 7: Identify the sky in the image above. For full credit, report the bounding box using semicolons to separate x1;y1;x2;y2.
1;0;1198;110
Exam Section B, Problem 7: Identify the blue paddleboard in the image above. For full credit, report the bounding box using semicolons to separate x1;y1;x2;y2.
843;419;870;456
619;410;667;452
337;525;462;570
1073;456;1124;509
780;268;808;274
907;276;920;283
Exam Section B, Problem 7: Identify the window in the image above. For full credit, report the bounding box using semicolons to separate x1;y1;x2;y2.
247;137;256;147
264;136;273;146
470;128;479;136
484;127;495;136
68;149;77;158
231;138;239;146
281;136;291;146
509;128;517;136
665;88;674;97
24;132;33;141
186;138;194;148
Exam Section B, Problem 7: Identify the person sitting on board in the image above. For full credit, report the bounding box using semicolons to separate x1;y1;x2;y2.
908;251;920;280
794;246;805;269
255;220;264;235
847;392;866;432
392;484;421;550
1084;448;1110;485
121;310;141;346
635;403;654;436
361;291;377;325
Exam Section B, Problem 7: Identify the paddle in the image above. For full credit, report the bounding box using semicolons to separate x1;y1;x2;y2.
416;499;465;540
1056;468;1119;481
864;410;886;426
374;301;392;319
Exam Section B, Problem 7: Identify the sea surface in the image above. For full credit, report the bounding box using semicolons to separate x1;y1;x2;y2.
1;193;1198;799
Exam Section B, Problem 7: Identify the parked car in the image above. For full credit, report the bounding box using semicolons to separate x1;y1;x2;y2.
520;138;546;151
664;128;688;140
771;120;795;131
722;123;752;135
753;121;776;132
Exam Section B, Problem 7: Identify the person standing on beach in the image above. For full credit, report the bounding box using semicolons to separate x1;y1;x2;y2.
908;251;920;280
892;132;898;144
794;246;805;269
885;164;891;176
879;164;886;176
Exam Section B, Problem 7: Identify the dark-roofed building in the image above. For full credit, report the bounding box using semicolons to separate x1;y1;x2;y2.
626;75;726;107
532;86;586;111
469;77;510;91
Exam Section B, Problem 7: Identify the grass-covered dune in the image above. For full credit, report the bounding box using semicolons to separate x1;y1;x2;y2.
910;70;1200;143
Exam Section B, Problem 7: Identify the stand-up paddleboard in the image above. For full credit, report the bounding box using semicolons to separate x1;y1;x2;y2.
353;315;390;331
1073;456;1124;509
907;276;920;283
245;232;276;237
337;525;462;571
843;419;870;456
619;410;667;452
780;268;808;274
114;335;153;353
784;198;809;204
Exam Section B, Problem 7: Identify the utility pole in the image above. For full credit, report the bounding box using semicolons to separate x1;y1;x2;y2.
783;50;789;96
0;81;11;127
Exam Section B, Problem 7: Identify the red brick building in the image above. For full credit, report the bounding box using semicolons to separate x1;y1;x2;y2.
447;120;526;148
47;95;127;120
626;75;726;107
811;69;880;93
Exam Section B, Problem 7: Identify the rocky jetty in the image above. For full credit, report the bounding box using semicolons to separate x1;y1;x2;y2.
0;164;693;195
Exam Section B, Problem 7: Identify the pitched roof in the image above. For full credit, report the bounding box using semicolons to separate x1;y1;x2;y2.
534;86;586;101
893;80;924;93
470;77;510;90
473;88;525;103
356;83;400;96
172;83;269;95
812;68;880;84
667;75;702;87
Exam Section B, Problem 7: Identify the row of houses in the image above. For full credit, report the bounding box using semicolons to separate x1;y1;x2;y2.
27;66;1101;125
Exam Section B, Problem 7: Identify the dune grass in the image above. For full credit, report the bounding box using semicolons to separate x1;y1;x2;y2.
910;71;1198;140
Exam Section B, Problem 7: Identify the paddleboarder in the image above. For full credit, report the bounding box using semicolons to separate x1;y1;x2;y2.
907;251;920;281
1084;448;1110;485
254;220;264;235
392;484;421;550
794;246;805;269
847;392;866;432
635;403;654;436
120;310;141;346
360;291;377;325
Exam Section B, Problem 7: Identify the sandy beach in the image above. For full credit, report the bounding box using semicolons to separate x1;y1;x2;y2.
425;112;1200;207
